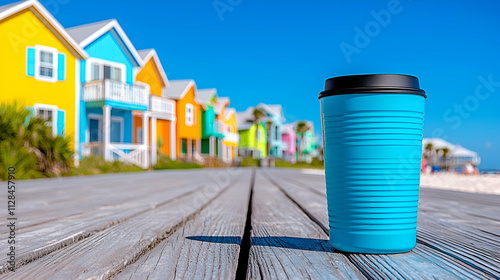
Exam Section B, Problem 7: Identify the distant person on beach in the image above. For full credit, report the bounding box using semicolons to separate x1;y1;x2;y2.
463;162;479;175
421;157;427;173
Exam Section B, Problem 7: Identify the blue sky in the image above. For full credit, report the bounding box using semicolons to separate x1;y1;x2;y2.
6;0;500;169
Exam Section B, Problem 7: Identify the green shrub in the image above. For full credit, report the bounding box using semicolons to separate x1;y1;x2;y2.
153;153;203;170
0;102;73;180
70;156;144;176
240;157;260;167
274;158;324;169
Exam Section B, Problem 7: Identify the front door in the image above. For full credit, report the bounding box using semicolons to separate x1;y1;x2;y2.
88;116;123;143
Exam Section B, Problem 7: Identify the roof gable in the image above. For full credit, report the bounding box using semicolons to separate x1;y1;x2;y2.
137;49;169;87
67;19;142;67
163;80;200;105
0;0;87;59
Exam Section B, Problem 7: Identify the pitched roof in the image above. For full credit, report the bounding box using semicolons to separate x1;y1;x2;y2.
138;49;154;60
422;138;479;158
225;107;236;120
256;103;285;122
0;1;20;13
196;89;217;105
136;49;169;87
163;80;195;100
66;19;114;44
0;0;87;59
67;19;143;67
236;108;254;130
214;97;229;115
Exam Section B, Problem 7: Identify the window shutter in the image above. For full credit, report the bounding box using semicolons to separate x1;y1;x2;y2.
24;106;34;126
26;47;35;77
57;110;65;136
57;53;66;81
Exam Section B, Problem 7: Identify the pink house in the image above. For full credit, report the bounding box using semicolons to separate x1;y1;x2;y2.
281;124;296;163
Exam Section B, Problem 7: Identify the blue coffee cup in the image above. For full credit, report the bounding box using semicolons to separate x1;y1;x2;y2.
319;74;426;254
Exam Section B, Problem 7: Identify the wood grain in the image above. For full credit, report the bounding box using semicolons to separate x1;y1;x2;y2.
263;170;498;279
114;169;253;279
247;171;364;279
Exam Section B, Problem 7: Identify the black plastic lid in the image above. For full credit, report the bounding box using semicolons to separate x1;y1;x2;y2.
319;74;426;99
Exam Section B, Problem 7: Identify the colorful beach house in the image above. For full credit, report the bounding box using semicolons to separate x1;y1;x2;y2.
217;98;239;163
236;108;267;159
133;49;176;164
196;89;224;159
255;103;285;158
67;19;150;168
281;124;297;163
163;80;202;161
294;121;319;163
0;0;87;164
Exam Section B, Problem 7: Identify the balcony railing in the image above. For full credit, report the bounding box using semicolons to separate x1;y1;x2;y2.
83;79;149;107
82;142;148;168
150;95;175;116
223;132;239;143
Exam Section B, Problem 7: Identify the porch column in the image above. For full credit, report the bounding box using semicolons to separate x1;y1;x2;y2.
196;139;201;156
209;136;215;157
142;112;149;168
187;139;192;159
103;105;111;161
170;118;176;160
151;116;157;165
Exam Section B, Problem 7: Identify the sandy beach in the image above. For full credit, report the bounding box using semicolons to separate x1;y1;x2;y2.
301;169;500;195
419;173;500;195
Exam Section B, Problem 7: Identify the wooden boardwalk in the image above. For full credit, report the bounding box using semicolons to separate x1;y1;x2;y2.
1;169;499;279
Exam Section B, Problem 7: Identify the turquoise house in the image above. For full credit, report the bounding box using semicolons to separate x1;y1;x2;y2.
196;89;225;158
255;103;285;158
67;19;150;168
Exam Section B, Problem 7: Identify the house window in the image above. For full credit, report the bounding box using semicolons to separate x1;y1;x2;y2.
256;128;261;141
35;46;58;82
34;104;57;136
39;51;54;78
90;63;101;80
87;59;125;82
185;104;194;126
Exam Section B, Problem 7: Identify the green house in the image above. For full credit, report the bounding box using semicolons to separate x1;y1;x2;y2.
196;89;224;157
237;109;267;159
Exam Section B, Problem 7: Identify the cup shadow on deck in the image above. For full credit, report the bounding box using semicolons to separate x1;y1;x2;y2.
186;236;336;252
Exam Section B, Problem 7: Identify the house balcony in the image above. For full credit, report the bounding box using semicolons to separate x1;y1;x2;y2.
83;79;149;110
223;132;239;144
82;142;149;169
150;95;175;118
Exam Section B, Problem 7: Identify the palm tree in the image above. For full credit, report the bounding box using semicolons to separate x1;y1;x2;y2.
252;108;266;158
295;121;310;162
441;147;450;169
0;102;73;179
266;120;273;158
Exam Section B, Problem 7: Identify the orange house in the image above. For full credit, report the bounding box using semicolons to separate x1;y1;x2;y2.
215;97;239;163
163;80;202;159
133;49;176;162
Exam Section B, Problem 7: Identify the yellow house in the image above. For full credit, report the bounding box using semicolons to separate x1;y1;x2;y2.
214;97;239;163
133;49;176;163
0;0;87;164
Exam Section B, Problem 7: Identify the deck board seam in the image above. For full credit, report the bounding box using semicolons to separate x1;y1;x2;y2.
107;174;245;280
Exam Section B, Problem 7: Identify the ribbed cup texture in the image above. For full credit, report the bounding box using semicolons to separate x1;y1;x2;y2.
321;93;425;253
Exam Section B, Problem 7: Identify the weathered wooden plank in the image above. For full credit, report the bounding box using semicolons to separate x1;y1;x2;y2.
247;171;364;279
0;171;214;274
1;171;192;235
262;170;497;279
114;169;253;279
1;169;243;279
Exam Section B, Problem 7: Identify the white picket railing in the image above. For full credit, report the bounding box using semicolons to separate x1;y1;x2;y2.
223;132;239;144
83;79;149;107
150;95;175;116
82;142;148;169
